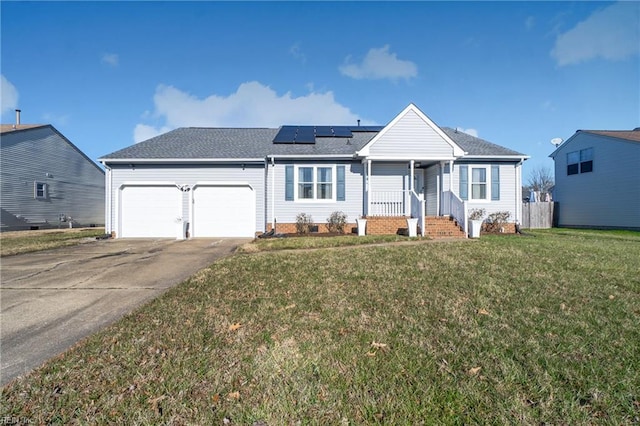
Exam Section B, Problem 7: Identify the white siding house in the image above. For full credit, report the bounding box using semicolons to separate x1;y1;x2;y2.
100;104;528;238
550;129;640;230
1;124;105;231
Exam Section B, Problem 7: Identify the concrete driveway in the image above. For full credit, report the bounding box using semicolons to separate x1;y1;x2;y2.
0;237;250;386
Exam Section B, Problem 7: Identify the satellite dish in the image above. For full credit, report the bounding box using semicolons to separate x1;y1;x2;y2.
550;137;563;147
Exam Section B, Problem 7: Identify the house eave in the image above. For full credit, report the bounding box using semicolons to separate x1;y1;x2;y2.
357;155;459;162
99;157;265;164
266;154;355;160
461;155;530;161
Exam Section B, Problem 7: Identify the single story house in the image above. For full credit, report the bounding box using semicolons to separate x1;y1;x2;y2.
99;104;528;238
1;118;105;231
549;128;640;230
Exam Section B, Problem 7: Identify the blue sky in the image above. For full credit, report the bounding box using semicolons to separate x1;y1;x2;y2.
2;1;638;182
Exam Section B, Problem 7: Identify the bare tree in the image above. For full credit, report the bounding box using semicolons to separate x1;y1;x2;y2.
526;166;554;195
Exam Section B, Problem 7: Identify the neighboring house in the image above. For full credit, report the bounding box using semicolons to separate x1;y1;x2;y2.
549;128;640;230
99;104;528;238
1;123;105;231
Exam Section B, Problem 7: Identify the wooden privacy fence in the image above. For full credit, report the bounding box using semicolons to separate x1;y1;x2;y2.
522;202;557;229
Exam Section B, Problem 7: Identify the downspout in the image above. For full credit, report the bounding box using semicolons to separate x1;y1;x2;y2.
102;162;112;235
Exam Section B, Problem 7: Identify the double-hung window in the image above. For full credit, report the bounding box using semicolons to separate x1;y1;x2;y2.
296;166;334;201
459;165;499;201
567;148;593;175
34;182;47;199
471;168;487;200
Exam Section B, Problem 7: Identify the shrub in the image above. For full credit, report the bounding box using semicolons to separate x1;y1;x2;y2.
295;213;314;234
485;211;511;233
468;208;486;221
326;211;348;234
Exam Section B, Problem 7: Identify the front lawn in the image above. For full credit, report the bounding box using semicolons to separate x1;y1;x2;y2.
0;228;106;256
2;229;639;424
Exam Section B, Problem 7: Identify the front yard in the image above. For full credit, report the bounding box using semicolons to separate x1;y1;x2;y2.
2;229;639;424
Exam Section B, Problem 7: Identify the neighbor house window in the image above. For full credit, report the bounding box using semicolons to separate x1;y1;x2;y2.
285;165;345;202
34;182;47;199
580;148;593;173
471;167;487;200
567;148;593;175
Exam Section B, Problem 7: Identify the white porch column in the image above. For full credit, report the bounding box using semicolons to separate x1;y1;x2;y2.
366;159;372;216
410;160;415;192
436;162;441;216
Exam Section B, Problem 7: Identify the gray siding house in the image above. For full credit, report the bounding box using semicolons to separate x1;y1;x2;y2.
1;124;105;231
100;104;528;238
550;129;640;230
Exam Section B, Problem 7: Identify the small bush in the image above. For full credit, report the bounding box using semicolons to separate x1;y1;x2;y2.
295;213;314;234
469;208;486;221
485;211;511;233
326;211;348;234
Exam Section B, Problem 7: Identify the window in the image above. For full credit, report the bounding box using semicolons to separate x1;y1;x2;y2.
567;148;593;175
459;165;499;201
287;165;340;201
471;168;487;200
34;182;47;199
580;148;593;173
297;166;332;200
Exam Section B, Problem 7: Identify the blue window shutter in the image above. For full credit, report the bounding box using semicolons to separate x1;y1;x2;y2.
285;165;294;201
491;165;500;200
337;166;345;201
459;165;468;200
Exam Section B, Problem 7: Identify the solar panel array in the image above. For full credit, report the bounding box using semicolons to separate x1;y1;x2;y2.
273;125;383;144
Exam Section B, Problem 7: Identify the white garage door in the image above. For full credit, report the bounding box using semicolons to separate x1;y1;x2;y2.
192;184;255;237
120;185;181;238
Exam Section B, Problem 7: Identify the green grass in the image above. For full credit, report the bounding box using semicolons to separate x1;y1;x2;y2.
239;234;426;253
0;228;106;256
2;229;639;424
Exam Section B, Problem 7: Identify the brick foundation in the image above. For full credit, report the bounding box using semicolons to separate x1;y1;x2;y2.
266;222;358;235
265;217;517;238
363;216;411;235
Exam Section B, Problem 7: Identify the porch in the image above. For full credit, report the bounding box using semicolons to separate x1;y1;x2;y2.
363;159;469;238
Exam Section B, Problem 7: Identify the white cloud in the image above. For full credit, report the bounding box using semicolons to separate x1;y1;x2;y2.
525;16;535;31
339;45;418;81
134;81;366;143
551;2;640;66
289;42;306;63
456;127;479;137
101;53;119;67
1;74;19;116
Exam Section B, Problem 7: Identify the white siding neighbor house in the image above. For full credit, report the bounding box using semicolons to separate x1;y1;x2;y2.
1;121;105;231
550;129;640;230
100;104;528;238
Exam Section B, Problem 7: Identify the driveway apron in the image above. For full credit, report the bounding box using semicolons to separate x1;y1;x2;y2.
0;237;249;386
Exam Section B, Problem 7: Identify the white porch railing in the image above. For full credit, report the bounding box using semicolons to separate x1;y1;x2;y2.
443;190;468;236
369;191;409;216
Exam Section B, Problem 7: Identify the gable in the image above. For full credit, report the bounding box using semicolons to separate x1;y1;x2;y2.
357;104;465;159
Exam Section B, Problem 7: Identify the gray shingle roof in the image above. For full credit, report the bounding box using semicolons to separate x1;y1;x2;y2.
441;127;525;156
100;125;525;161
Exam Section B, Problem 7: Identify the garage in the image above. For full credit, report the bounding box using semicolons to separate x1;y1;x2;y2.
191;183;255;237
119;184;182;238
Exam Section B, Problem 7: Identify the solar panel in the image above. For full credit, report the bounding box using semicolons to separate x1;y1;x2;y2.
294;126;316;144
332;126;353;137
273;126;297;143
315;126;334;137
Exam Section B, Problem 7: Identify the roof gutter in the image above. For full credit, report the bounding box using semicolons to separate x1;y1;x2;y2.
98;157;265;164
461;155;530;161
265;154;355;160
